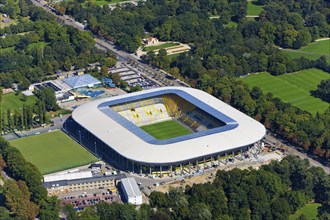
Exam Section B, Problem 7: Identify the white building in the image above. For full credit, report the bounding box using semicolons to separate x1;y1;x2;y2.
121;177;142;205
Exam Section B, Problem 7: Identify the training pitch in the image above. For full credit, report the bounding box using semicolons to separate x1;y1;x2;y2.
242;68;330;115
10;130;97;174
140;120;192;140
282;39;330;62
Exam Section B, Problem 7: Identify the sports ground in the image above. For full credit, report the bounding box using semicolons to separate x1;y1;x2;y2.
242;68;330;115
10;130;97;174
282;39;330;62
140;120;192;140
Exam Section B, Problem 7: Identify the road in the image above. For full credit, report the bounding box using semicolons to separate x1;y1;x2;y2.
30;0;185;88
3;115;70;141
264;134;330;174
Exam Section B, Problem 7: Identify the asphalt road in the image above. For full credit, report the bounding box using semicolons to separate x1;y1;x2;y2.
264;134;330;174
30;0;185;88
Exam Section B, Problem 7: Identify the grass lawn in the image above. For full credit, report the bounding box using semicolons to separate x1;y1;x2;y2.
10;130;98;174
0;46;15;53
282;39;330;63
1;93;37;111
0;18;17;29
224;21;238;28
140;120;192;140
143;43;179;52
247;1;263;16
168;53;181;60
289;203;321;220
242;68;330;115
82;0;127;7
26;42;48;50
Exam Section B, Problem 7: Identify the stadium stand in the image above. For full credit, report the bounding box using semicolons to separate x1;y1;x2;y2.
111;98;170;126
110;94;223;132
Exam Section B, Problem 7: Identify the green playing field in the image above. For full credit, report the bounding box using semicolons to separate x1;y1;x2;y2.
242;68;330;115
282;39;330;63
10;130;98;174
140;120;192;140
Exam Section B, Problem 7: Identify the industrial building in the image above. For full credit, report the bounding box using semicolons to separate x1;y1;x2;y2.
120;178;142;205
44;173;125;194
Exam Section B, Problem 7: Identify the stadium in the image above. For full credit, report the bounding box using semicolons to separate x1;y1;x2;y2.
64;87;266;176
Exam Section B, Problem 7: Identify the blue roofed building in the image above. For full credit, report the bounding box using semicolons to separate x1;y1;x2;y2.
63;74;101;90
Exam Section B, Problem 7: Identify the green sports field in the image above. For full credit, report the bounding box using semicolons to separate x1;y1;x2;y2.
143;43;179;52
289;203;321;220
10;130;98;174
247;1;263;16
140;120;192;140
242;68;330;115
282;39;330;63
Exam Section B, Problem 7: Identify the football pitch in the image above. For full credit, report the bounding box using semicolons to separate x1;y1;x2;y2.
282;39;330;62
242;68;330;115
140;120;192;140
10;130;98;174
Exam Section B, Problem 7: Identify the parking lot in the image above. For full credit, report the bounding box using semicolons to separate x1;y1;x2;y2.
60;190;121;211
110;62;161;90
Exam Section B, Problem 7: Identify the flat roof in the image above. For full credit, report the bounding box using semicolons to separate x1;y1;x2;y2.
44;171;93;183
72;87;266;165
121;178;141;198
44;174;125;188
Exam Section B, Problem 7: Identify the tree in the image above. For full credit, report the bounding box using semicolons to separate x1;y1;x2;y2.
63;204;77;220
155;49;170;69
271;198;291;220
100;65;109;77
283;191;306;213
0;207;11;220
311;79;330;103
188;203;212;220
149;191;169;208
111;73;121;85
39;196;60;220
3;180;38;219
35;87;59;111
77;206;99;220
130;85;142;92
119;80;128;89
0;154;7;170
102;57;116;67
149;210;171;220
19;77;31;90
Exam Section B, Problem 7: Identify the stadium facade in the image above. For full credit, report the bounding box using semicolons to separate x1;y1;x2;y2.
64;87;266;175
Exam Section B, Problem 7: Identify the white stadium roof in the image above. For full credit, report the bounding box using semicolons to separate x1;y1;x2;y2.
72;87;266;165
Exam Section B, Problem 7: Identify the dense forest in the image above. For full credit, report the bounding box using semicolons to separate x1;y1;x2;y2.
0;0;118;132
0;3;105;87
146;156;330;220
56;0;330;160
